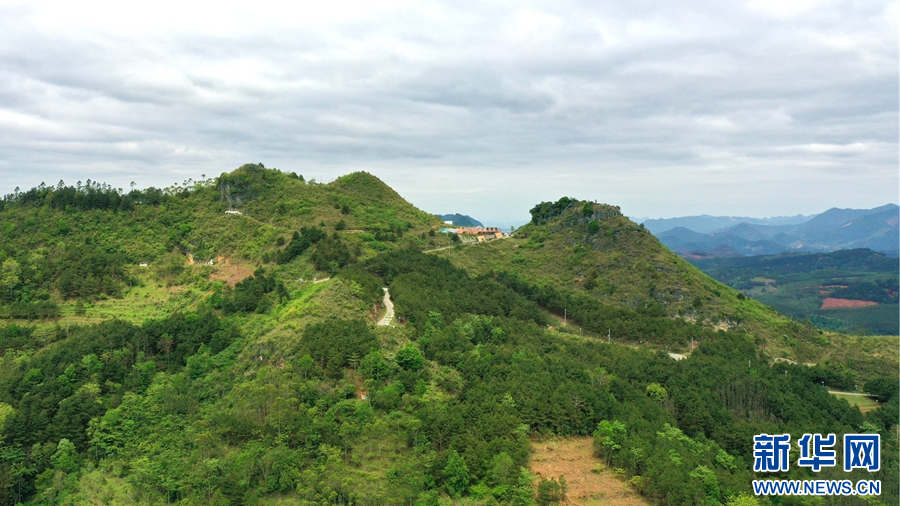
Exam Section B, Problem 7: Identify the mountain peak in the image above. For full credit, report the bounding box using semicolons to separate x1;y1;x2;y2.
440;213;484;227
330;171;406;206
529;197;623;226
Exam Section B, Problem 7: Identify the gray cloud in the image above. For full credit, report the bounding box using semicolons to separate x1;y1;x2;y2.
0;1;896;226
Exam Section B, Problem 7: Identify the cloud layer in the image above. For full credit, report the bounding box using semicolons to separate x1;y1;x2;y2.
1;0;897;225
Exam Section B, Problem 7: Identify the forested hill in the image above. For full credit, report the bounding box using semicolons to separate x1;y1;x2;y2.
1;164;443;263
0;171;896;505
435;197;835;359
0;165;450;318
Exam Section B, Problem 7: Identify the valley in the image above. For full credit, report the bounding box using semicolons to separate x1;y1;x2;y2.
686;250;899;335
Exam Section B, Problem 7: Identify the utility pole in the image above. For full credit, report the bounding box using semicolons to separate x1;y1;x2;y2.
607;329;610;344
564;308;566;326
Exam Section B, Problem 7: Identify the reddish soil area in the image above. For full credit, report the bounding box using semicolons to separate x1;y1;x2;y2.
209;265;255;286
531;437;650;506
820;298;879;309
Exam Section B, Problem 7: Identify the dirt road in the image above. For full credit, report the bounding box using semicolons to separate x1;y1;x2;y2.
377;288;394;326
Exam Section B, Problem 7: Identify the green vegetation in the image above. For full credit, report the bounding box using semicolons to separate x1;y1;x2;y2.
0;164;451;324
436;197;835;362
528;197;579;224
219;268;289;314
275;227;326;264
689;250;899;335
829;392;880;411
0;177;895;505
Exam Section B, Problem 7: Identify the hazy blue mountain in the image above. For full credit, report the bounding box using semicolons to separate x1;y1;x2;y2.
655;227;709;249
642;213;813;234
673;244;744;258
714;222;769;242
795;207;899;252
439;213;483;227
653;204;898;257
674;237;786;257
799;204;898;233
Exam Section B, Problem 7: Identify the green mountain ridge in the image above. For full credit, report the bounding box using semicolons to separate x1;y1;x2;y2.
439;214;484;227
0;165;451;316
0;168;895;506
435;198;846;360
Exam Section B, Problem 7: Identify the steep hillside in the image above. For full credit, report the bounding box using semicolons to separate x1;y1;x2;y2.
0;164;451;325
0;164;444;264
437;197;831;358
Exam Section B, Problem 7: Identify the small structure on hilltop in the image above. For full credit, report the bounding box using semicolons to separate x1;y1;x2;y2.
225;210;243;215
439;226;506;241
458;227;505;240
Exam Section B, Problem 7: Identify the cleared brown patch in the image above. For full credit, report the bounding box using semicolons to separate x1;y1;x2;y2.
531;437;650;506
820;298;879;309
209;264;255;286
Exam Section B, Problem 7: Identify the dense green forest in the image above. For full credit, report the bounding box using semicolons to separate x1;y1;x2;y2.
0;170;895;505
688;250;899;335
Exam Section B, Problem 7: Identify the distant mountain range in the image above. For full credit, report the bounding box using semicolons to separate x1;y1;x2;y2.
642;214;814;235
438;213;483;227
646;204;899;258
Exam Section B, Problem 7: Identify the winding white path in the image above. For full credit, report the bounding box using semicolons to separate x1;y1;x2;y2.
377;287;395;326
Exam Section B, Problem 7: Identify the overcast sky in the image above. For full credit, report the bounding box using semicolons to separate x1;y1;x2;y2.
1;0;897;227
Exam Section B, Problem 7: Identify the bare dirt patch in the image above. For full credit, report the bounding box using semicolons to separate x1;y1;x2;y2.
820;298;879;309
531;437;650;506
209;264;255;286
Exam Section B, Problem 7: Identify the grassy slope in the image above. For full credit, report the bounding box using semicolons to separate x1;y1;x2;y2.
0;167;451;503
0;165;451;330
173;167;449;262
0;165;447;265
4;175;891;370
435;202;885;365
